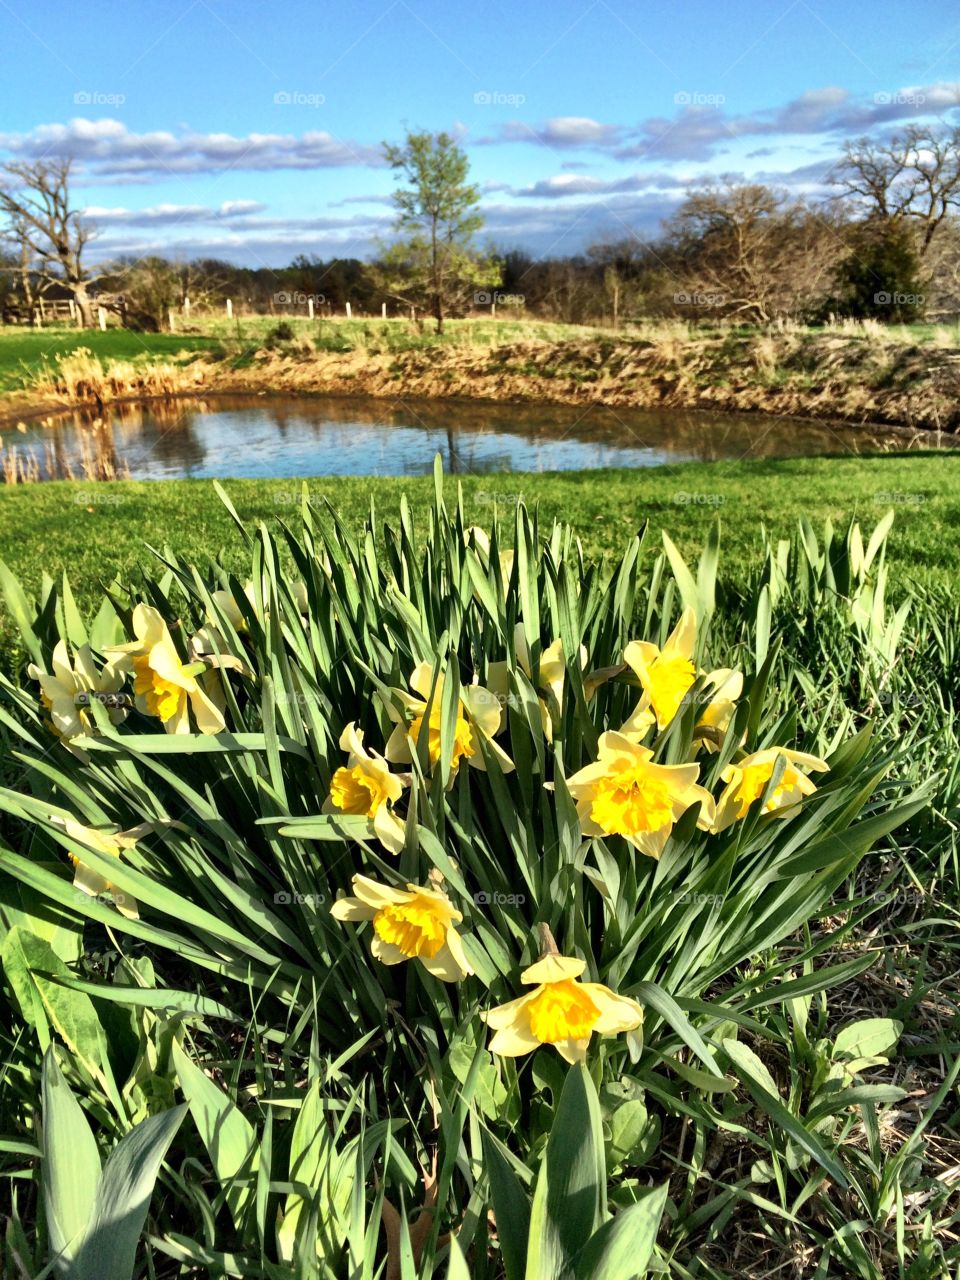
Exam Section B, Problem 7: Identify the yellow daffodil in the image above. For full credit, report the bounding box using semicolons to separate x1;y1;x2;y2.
108;604;225;735
330;874;473;981
322;722;406;853
52;816;141;919
712;747;829;831
692;667;744;754
482;953;643;1064
566;730;715;858
622;608;743;749
383;664;514;775
208;579;307;632
624;607;699;731
28;640;126;741
465;526;515;590
209;583;256;633
488;624;588;743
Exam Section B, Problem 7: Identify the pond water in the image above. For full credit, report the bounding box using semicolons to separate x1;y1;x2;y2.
8;394;952;481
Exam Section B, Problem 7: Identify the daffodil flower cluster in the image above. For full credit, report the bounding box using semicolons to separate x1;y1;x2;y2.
35;597;829;1069
327;608;830;1066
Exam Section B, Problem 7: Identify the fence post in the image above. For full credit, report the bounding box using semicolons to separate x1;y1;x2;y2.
183;296;191;316
98;307;107;331
308;296;314;320
226;298;233;319
345;301;352;319
168;308;176;332
381;301;387;319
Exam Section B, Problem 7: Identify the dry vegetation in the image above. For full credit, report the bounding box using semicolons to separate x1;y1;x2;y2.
7;319;960;437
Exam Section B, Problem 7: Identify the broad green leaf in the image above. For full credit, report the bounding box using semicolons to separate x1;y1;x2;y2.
172;1042;259;1229
41;1048;101;1274
573;1183;667;1280
75;1105;187;1280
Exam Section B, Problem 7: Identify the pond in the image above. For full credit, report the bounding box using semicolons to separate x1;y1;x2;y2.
7;394;953;482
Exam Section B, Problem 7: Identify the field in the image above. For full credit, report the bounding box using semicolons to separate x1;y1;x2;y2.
0;454;956;640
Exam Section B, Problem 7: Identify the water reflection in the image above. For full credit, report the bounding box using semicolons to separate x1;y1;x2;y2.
8;394;952;482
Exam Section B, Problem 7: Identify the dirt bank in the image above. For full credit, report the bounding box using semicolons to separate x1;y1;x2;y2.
7;329;960;433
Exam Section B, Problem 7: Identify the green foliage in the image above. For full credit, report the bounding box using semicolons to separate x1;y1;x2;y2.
380;130;501;330
835;219;927;321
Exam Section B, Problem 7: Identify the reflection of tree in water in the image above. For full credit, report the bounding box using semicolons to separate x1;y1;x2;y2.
249;394;914;464
17;393;949;483
76;400;208;475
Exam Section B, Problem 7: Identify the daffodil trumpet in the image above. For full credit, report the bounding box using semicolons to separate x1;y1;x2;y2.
383;663;513;777
330;873;473;981
481;941;644;1064
322;722;407;854
566;730;715;858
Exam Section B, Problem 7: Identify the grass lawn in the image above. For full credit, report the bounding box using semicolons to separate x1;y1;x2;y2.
0;454;955;631
0;326;216;392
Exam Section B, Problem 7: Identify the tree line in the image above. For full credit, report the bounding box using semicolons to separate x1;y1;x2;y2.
2;124;960;331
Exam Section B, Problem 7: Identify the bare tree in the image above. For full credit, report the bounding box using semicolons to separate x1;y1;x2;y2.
831;125;960;257
0;159;100;326
665;183;844;322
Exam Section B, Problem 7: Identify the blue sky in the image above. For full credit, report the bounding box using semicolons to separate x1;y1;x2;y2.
1;0;958;266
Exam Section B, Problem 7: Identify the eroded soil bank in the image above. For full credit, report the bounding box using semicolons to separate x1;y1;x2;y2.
6;329;960;433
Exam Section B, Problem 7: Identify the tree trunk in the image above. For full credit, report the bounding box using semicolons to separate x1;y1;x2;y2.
18;242;34;311
72;286;94;329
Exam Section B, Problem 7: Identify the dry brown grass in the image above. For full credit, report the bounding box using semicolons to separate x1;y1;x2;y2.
32;347;209;404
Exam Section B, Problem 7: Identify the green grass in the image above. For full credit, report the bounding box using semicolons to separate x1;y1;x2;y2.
0;326;216;392
0;454;955;627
